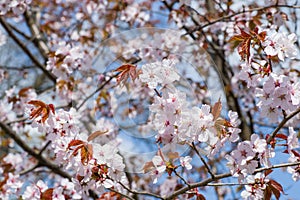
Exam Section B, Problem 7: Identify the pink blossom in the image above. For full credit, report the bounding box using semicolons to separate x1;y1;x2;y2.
287;154;300;181
241;173;269;200
180;156;192;170
263;31;298;61
160;177;177;197
22;180;48;200
287;127;299;152
139;59;180;89
250;134;267;154
151;155;166;184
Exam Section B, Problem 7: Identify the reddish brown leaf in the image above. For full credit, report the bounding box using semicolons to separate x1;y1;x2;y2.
114;64;139;85
98;191;120;200
81;144;93;165
196;194;206;200
291;150;300;158
143;161;155;173
257;31;267;42
211;98;222;121
167;152;179;160
41;188;54;200
67;139;93;165
269;179;284;200
265;169;273;177
87;130;109;142
229;28;253;61
28;100;55;123
67;139;85;149
264;185;272;200
18;87;31;97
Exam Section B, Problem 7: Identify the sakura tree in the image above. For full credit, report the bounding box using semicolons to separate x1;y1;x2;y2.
0;0;300;199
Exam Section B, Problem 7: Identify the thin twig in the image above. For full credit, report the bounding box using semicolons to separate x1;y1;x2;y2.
191;142;215;178
109;188;135;200
165;160;300;199
186;4;300;34
207;182;250;186
76;74;117;110
267;107;300;143
38;141;51;156
174;169;190;188
24;10;50;59
118;181;164;199
19;163;40;176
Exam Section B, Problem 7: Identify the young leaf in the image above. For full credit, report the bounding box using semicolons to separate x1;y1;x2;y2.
28;100;55;123
269;179;284;200
114;64;140;85
211;98;222;121
87;130;109;142
143;161;155;173
41;188;54;200
275;133;287;140
167;152;179;160
229;28;253;61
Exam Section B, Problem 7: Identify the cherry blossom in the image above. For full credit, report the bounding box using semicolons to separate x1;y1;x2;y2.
1;1;300;200
263;31;298;61
0;0;31;15
180;156;192;170
287;153;300;181
241;173;269;200
22;180;48;200
151;155;166;184
139;59;180;89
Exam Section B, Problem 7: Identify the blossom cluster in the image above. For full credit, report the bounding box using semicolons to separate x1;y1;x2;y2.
256;73;300;123
226;134;271;181
263;31;298;61
0;0;31;15
18;101;127;198
240;173;269;199
46;43;91;80
139;59;241;183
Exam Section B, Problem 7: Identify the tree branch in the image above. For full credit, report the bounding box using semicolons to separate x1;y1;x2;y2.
0;121;71;180
191;142;215;178
76;73;117;110
117;181;164;199
165;160;300;199
0;17;56;82
267;107;300;143
187;4;300;34
24;10;50;59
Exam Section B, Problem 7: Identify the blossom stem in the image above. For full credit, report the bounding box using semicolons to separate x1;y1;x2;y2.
267;107;300;144
117;181;164;199
191;142;215;179
174;169;190;188
165;160;300;199
108;188;135;200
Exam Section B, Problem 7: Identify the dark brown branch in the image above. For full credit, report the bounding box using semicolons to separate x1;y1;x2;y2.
165;160;300;199
0;121;71;180
191;142;215;178
267;107;300;144
24;10;50;59
187;4;300;34
117;180;164;199
76;73;117;110
0;17;56;82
